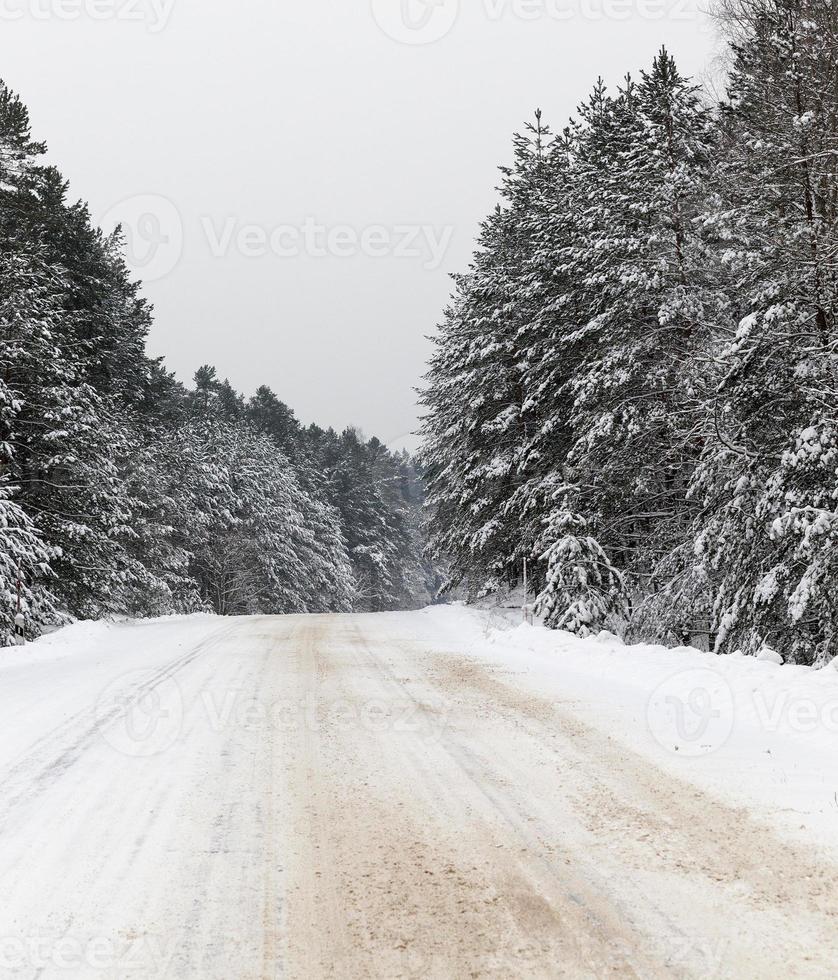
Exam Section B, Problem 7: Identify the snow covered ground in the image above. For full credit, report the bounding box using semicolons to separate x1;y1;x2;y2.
1;607;837;978
422;603;838;859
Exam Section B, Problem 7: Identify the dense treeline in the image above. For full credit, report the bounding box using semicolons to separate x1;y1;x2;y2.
0;84;434;643
421;0;838;665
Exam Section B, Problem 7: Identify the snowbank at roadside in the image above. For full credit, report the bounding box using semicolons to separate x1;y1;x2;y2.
0;613;222;671
416;603;838;856
0;620;115;669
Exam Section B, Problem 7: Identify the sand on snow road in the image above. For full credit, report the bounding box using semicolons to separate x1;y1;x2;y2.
1;612;836;979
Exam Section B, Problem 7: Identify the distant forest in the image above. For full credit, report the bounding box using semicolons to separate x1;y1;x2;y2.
0;84;436;643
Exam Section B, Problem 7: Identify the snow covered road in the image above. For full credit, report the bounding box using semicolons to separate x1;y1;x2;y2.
1;609;837;978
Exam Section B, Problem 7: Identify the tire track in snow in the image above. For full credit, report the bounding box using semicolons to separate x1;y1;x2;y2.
0;621;240;833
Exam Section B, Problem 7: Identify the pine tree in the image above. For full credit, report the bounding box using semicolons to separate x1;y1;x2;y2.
693;0;838;663
558;56;717;639
535;496;626;636
421;113;560;597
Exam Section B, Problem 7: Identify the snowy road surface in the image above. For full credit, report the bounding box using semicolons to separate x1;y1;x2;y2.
2;609;838;979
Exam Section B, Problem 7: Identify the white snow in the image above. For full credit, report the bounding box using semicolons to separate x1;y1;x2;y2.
413;603;838;858
0;614;224;787
756;645;784;665
6;606;837;868
1;607;838;976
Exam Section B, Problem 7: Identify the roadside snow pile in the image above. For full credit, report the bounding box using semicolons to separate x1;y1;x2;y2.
0;619;115;667
756;645;784;665
420;604;838;856
0;614;222;672
33;619;113;648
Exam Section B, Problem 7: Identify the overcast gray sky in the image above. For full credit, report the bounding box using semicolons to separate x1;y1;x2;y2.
2;0;720;449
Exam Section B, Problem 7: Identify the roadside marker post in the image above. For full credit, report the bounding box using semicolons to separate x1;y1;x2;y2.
522;558;534;626
13;570;25;645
